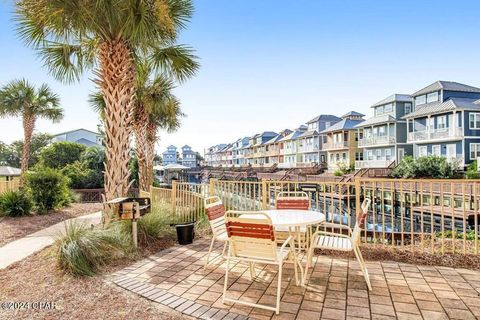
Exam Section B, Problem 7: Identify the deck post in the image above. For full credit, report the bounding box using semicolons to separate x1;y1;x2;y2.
171;180;177;217
209;178;215;196
262;179;267;209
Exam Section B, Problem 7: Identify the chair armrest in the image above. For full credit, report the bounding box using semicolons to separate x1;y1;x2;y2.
279;235;295;257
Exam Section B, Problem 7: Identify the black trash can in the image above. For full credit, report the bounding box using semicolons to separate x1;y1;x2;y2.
175;222;195;245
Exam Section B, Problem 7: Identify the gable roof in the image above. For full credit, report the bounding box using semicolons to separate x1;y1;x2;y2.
182;145;191;149
53;128;99;137
402;97;480;119
306;114;341;124
0;166;21;176
412;81;480;96
321;118;364;133
371;94;412;108
298;130;319;138
355;115;397;128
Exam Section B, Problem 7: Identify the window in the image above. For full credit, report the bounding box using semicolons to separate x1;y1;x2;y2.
376;150;381;159
432;145;441;156
355;152;364;161
375;106;384;116
378;126;386;136
415;95;426;106
437;115;447;130
335;154;340;162
418;146;428;157
426;92;439;104
405;103;412;114
385;149;392;161
342;153;346;160
384;103;393;113
367;150;373;160
325;122;331;129
470;143;480;160
469;113;480;129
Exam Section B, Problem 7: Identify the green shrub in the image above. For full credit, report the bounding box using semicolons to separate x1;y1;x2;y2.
60;161;103;189
333;169;343;177
391;155;459;179
26;167;71;213
114;205;175;246
466;160;480;179
39;142;86;169
55;222;133;276
0;190;33;217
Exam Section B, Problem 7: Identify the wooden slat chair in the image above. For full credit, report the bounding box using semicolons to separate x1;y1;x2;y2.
204;196;228;270
223;211;301;314
304;198;372;290
275;191;311;249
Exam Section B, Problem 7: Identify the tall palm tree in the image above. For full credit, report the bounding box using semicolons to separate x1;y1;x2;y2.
0;79;62;174
90;71;185;191
16;0;194;200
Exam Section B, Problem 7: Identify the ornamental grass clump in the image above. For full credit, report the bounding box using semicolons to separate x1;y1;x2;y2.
0;190;33;217
55;222;133;276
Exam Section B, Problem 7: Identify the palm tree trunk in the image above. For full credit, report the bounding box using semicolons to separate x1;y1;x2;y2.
96;40;135;205
145;121;157;188
133;104;149;192
21;112;35;176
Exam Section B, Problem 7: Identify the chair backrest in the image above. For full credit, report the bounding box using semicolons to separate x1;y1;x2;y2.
225;211;277;261
275;191;310;210
352;198;371;243
204;196;226;237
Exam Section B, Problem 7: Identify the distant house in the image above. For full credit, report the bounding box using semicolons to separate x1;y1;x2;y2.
181;145;197;167
404;81;480;168
162;145;178;165
52;128;102;147
0;166;21;181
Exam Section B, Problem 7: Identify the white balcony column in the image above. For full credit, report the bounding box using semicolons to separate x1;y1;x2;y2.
387;122;390;141
427;115;431;138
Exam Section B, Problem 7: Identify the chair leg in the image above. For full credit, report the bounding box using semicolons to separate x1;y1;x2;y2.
304;246;314;284
276;262;283;315
222;241;227;257
290;248;299;286
204;237;216;270
222;254;231;303
249;262;256;280
353;246;372;291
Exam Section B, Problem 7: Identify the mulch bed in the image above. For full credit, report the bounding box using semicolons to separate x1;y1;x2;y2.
318;244;480;270
0;203;102;247
0;239;181;320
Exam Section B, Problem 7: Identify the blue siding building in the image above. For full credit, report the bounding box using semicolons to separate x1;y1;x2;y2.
162;145;177;165
404;81;480;168
181;145;197;167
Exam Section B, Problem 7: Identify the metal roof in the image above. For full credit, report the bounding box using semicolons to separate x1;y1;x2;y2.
402;97;480;119
306;114;341;124
321;118;364;133
355;115;397;128
341;111;365;118
298;130;319;138
371;94;412;108
0;166;21;176
412;81;480;96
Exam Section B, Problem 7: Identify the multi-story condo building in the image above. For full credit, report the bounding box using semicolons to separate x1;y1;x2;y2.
355;94;413;169
162;145;177;165
205;144;227;166
278;125;307;168
404;81;480;168
249;132;278;166
300;115;341;164
321;111;365;171
181;145;197;167
263;129;293;165
231;137;249;166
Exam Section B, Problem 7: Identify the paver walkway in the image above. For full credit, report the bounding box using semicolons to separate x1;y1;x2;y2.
0;211;101;269
112;239;480;320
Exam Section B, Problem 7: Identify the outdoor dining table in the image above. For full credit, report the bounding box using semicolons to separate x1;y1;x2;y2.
240;209;326;285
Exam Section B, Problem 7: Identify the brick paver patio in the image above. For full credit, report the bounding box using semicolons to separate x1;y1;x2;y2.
111;239;480;319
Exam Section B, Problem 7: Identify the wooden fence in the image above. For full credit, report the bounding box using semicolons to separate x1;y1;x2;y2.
0;180;20;194
144;177;480;255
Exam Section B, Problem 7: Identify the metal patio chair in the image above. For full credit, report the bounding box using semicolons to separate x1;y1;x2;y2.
203;196;228;270
223;211;300;314
304;198;372;290
275;191;311;249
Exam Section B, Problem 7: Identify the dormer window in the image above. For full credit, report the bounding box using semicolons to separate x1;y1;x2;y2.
384;103;393;113
415;91;439;106
405;103;412;114
427;92;439;103
375;106;384;116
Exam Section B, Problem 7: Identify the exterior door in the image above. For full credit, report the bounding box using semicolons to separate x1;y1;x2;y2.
446;144;456;161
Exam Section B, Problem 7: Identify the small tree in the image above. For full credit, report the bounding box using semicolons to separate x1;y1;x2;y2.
25;167;71;213
390;156;459;179
6;133;52;168
39;142;87;169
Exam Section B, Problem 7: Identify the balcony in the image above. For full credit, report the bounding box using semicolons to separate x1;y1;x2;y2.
323;141;349;150
408;127;463;142
265;148;279;156
355;159;394;169
358;136;396;147
299;144;320;153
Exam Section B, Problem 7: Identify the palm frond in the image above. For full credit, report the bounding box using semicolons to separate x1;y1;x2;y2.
150;44;199;83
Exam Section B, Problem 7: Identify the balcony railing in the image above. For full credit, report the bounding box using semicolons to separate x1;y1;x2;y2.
358;136;396;147
355;159;394;169
299;144;320;153
323;141;349;150
408;127;463;142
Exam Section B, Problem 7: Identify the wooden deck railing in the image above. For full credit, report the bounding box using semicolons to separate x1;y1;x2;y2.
142;177;480;255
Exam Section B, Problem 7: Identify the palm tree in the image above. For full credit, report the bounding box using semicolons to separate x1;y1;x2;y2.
16;0;194;200
0;79;62;174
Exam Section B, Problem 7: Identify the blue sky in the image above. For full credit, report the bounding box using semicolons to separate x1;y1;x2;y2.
1;0;480;154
